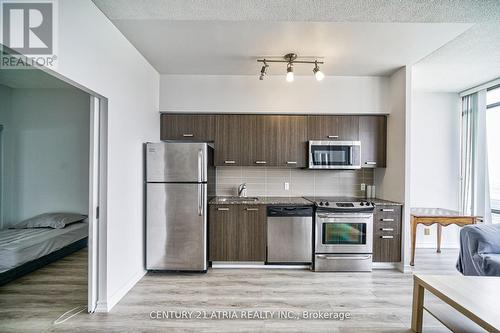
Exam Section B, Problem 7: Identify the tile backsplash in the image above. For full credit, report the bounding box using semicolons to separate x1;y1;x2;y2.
216;167;374;197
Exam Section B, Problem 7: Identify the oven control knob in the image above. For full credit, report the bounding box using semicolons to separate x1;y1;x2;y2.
371;202;375;206
325;202;330;206
360;202;364;206
319;201;324;206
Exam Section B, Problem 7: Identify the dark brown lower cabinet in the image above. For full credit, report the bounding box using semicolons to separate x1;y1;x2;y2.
209;205;239;261
209;204;266;262
373;205;402;262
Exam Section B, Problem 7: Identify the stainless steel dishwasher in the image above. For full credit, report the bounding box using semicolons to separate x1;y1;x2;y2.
267;206;313;264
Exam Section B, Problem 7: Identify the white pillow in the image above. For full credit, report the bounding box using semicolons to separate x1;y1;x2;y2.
10;213;87;229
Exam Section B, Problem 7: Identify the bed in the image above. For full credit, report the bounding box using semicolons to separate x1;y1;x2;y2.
0;221;88;286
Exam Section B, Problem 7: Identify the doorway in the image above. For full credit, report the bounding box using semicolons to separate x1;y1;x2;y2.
0;64;107;316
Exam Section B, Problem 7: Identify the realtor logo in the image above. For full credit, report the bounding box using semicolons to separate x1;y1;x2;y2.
0;0;58;69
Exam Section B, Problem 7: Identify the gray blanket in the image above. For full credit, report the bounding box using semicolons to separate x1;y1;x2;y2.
456;223;500;276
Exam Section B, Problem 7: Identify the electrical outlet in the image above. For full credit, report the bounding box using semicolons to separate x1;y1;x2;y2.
360;183;366;191
284;182;290;191
424;228;431;236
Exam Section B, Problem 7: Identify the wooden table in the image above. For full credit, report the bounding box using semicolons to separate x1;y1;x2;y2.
410;208;478;266
412;274;500;333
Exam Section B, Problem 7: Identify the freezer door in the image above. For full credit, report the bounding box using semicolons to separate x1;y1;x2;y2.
146;142;207;182
146;183;207;271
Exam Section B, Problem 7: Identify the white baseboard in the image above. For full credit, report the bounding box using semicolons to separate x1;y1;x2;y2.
96;269;146;313
94;301;108;313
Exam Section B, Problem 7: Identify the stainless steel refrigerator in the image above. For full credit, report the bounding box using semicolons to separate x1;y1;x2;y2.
145;142;215;272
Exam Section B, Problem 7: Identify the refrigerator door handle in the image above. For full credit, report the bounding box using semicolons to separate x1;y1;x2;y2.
198;184;204;216
197;149;203;182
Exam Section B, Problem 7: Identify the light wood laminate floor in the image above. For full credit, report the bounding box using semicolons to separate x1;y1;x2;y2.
0;248;462;333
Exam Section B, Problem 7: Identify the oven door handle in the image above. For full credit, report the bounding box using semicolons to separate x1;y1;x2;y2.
316;214;373;219
316;255;372;260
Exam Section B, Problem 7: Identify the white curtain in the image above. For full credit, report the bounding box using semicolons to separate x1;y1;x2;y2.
460;91;492;223
460;93;476;215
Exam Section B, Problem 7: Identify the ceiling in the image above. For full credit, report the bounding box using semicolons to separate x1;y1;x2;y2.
107;21;471;76
92;0;500;91
412;23;500;92
92;0;500;22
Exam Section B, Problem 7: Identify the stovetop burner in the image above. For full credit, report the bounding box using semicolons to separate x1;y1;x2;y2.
303;196;375;211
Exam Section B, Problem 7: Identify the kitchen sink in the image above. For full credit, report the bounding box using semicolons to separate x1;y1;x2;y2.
219;197;259;202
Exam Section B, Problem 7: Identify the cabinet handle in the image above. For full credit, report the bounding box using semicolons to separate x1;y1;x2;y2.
245;208;259;211
365;161;377;165
381;209;395;212
182;133;194;137
381;235;394;239
327;135;339;139
217;207;229;211
224;160;236;164
286;161;297;165
381;218;394;222
255;161;267;164
380;228;394;231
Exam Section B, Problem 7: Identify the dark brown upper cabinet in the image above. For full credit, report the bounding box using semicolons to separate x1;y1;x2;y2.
307;115;359;141
276;115;307;167
359;115;387;168
239;115;279;166
214;115;243;166
160;114;215;141
163;114;386;168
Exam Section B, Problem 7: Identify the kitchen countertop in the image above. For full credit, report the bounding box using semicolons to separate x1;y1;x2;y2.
370;198;403;206
209;196;402;206
209;196;313;206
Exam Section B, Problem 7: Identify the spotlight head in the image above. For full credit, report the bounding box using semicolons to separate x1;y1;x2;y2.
259;61;268;80
286;62;294;82
313;61;325;81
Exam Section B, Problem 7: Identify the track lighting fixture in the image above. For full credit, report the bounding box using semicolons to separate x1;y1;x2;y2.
257;53;325;82
259;60;268;80
313;61;325;81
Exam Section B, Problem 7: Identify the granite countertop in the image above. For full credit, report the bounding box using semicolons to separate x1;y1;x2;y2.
209;196;313;206
209;196;402;206
369;198;403;206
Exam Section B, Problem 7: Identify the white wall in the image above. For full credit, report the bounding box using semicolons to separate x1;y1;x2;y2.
411;92;461;248
52;0;159;311
374;67;411;269
0;88;89;228
375;68;408;203
160;75;389;114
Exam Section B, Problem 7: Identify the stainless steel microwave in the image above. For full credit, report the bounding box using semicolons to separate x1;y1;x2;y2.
308;141;361;169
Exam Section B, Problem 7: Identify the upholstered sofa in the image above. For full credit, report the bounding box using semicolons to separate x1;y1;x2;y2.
456;223;500;276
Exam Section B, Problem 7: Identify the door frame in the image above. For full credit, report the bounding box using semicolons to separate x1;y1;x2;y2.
87;96;108;312
0;46;108;313
0;125;3;229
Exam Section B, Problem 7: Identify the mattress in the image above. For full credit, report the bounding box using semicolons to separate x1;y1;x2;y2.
0;222;88;273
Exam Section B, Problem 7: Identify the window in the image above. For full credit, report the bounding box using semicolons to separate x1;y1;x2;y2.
487;86;500;223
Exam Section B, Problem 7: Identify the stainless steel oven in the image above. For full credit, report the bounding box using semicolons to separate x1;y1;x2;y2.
315;211;373;254
305;198;374;272
308;141;361;169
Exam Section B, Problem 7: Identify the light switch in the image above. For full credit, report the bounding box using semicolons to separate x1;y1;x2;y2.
284;182;290;191
360;183;366;191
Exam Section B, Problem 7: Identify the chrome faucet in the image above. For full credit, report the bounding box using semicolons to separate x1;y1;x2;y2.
238;183;247;197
